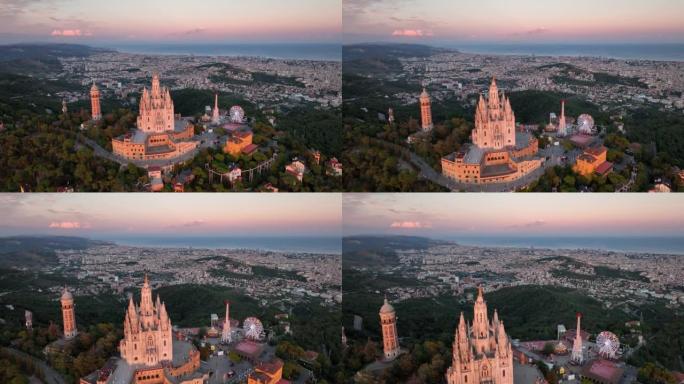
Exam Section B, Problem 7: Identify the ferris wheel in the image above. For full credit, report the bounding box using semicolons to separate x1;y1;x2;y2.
229;106;245;123
595;331;620;359
243;317;264;341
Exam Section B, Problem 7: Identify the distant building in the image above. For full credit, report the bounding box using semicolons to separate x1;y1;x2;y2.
25;310;32;330
379;297;400;360
224;130;256;157
353;314;363;331
580;359;625;384
61;286;77;339
446;286;513;384
327;157;343;177
574;146;612;177
419;88;433;131
90;83;101;121
285;160;306;182
247;358;289;384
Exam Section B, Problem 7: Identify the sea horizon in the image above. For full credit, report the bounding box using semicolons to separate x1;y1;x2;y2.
443;235;684;255
98;42;342;61
95;235;342;255
436;42;684;62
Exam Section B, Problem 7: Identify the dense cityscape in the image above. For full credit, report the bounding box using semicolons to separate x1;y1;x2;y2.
57;51;341;110
53;243;341;307
387;242;683;307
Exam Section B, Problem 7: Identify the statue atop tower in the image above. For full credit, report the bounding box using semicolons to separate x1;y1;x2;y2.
420;88;433;131
472;77;516;150
90;83;101;121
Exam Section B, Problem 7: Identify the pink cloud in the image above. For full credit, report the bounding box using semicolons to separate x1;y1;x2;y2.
51;29;88;37
390;221;432;229
49;221;87;229
392;29;433;37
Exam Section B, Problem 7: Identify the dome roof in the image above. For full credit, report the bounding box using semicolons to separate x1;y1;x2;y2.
379;297;394;314
61;286;73;301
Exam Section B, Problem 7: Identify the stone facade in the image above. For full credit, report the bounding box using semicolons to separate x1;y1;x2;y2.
573;146;612;177
137;73;175;133
110;74;198;161
446;286;513;384
472;77;516;150
119;275;173;366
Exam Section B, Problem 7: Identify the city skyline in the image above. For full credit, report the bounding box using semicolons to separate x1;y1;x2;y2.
344;0;684;44
0;0;341;44
343;194;684;237
0;194;342;237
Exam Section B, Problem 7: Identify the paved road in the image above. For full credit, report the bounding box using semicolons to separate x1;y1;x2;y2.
1;347;66;384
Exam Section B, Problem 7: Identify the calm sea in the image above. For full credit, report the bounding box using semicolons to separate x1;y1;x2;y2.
97;236;341;255
446;236;684;255
441;43;684;62
104;43;341;61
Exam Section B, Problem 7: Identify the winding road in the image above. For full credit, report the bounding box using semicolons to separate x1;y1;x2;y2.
1;347;66;384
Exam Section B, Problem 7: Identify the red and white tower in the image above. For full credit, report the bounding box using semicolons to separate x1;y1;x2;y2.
571;312;583;364
379;297;400;360
558;100;567;136
222;300;232;343
212;93;220;124
90;83;101;121
419;88;433;131
60;286;77;339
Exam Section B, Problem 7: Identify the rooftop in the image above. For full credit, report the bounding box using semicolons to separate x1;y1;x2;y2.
481;163;516;178
464;145;485;164
581;359;625;384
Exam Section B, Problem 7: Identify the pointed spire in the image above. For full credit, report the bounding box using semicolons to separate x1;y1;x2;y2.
476;285;485;302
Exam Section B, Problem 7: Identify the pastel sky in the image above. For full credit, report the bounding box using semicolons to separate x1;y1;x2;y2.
0;0;341;44
343;194;684;237
344;0;684;44
0;194;341;237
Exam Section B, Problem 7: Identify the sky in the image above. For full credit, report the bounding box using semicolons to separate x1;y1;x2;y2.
344;0;684;44
343;194;684;238
0;194;341;238
0;0;341;44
